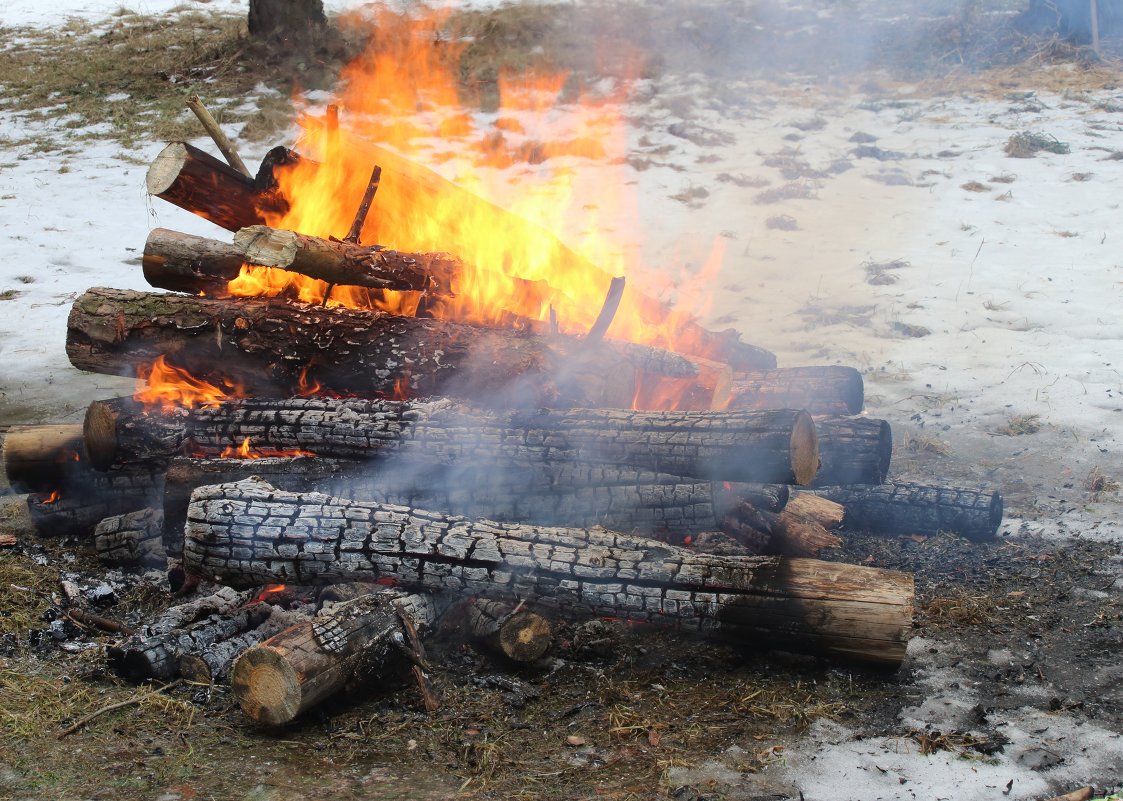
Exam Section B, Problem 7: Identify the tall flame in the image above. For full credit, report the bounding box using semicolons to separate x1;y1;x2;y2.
231;5;725;390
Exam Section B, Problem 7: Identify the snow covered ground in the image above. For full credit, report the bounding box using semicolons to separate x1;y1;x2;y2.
1;2;1120;799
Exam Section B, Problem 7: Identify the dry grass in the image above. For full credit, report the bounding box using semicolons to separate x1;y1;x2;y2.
865;258;910;285
766;214;799;231
1085;466;1120;496
995;413;1042;435
920;593;1000;630
899;429;954;456
1004;130;1071;158
754;180;817;205
961;180;991;192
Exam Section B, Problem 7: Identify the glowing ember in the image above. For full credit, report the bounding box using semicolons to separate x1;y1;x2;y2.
254;584;287;602
135;355;245;412
43;489;61;504
217;437;315;460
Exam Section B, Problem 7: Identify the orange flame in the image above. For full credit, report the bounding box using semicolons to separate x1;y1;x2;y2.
134;356;245;412
43;489;61;504
226;7;727;410
254;584;288;602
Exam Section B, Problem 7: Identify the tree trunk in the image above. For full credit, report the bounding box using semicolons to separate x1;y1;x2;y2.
2;424;83;493
810;482;1004;541
178;606;296;684
231;589;447;724
84;396;819;486
726;366;863;416
185;478;914;667
66;287;692;408
811;416;892;486
466;599;553;662
248;0;326;42
146;143;267;232
94;508;166;567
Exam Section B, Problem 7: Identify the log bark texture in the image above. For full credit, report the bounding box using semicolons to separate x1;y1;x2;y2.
94;508;166;567
160;455;790;557
66;287;692;408
233;225;461;295
26;469;163;538
231;589;446;724
107;586;253;680
811;483;1003;541
85;396;819;486
185;479;913;666
466;599;553;662
811;416;892;486
178;606;298;684
726;366;864;416
146;143;267;232
2;424;83;493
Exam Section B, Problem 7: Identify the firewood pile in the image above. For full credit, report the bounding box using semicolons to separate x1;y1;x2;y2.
3;112;1005;726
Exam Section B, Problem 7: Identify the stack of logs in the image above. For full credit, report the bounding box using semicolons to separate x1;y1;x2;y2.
1;134;1005;726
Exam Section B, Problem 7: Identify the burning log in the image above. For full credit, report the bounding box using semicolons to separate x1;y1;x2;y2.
140;228;465;297
234;225;462;295
231;589;448;724
811;416;892;486
185;478;914;666
726;366;864;416
2;424;83;492
146;142;267;232
27;468;163;538
66;287;695;407
107;586;252;680
810;482;1004;541
178;606;295;684
94;508;166;567
149;139;777;371
466;599;553;663
85;396;819;486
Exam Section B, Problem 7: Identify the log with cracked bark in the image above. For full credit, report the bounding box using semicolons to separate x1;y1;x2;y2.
177;605;297;685
66;287;696;408
107;586;253;680
231;589;448;724
94;508;166;567
159;455;791;557
466;599;553;663
726;366;864;416
150;137;776;371
26;468;163;539
84;396;819;486
810;482;1003;541
185;478;913;666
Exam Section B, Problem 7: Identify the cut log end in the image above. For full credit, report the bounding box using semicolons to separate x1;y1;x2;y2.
84;401;122;472
791;411;819;485
498;611;552;662
230;647;302;726
146;142;189;196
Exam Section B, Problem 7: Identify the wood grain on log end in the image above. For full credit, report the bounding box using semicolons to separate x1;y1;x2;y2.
499;611;552;662
2;424;83;492
230;646;302;725
84;400;123;471
790;410;819;485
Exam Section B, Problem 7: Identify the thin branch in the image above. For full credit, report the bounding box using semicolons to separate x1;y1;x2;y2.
185;96;251;178
585;276;626;343
344;165;383;245
58;679;182;738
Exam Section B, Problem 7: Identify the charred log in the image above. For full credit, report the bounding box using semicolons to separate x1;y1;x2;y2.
94;508;166;567
185;478;913;666
811;416;892;486
466;599;553;663
2;424;84;493
810;482;1003;541
146;143;267;232
66;288;693;408
85;396;819;486
726;366;864;416
178;606;297;684
27;468;162;538
231;589;447;724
